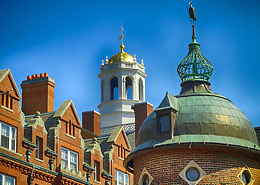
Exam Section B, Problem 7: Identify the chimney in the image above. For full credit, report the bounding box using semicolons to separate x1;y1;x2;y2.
134;102;153;141
82;110;101;136
21;73;55;115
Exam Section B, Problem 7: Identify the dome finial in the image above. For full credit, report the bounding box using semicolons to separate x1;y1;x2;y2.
177;2;213;84
119;23;125;52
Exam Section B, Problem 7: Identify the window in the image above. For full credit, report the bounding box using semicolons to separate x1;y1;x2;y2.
115;169;129;185
61;147;78;170
36;137;43;160
242;171;250;184
138;168;153;185
0;173;15;185
239;168;254;185
94;161;100;181
0;122;16;151
125;77;132;99
66;120;74;137
186;167;200;181
118;145;125;159
1;91;13;110
110;77;118;100
159;115;170;133
179;160;206;185
142;174;149;185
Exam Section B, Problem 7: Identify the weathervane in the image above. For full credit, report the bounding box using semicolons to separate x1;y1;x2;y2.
187;1;197;39
119;23;125;52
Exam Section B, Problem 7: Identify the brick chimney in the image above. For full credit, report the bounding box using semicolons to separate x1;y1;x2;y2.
82;110;101;136
134;102;153;141
21;73;55;115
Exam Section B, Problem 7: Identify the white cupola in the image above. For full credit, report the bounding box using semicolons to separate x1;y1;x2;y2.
98;27;147;128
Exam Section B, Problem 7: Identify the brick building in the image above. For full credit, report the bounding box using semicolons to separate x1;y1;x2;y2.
0;69;133;185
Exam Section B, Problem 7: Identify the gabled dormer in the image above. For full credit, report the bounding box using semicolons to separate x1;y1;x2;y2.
107;126;131;160
106;126;132;185
0;69;24;157
51;100;85;177
0;69;21;118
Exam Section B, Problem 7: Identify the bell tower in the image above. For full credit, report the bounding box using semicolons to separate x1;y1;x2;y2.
98;27;147;128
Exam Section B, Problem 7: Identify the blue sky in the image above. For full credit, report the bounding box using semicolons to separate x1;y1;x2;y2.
1;1;260;127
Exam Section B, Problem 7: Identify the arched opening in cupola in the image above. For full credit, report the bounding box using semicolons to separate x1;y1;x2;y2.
126;77;132;99
110;77;118;100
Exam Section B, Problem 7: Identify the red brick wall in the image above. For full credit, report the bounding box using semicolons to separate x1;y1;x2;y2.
133;146;260;185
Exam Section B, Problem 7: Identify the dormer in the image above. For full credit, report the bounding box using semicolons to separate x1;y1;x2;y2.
0;69;21;117
154;92;178;139
52;100;85;175
0;69;23;156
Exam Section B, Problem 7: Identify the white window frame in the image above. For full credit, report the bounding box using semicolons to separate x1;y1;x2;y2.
61;147;78;171
0;121;17;152
115;169;129;185
0;173;15;185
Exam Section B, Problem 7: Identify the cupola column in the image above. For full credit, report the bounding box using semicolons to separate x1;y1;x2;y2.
132;79;137;100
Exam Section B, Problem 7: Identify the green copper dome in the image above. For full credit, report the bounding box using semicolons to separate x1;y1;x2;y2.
177;37;213;83
135;92;259;149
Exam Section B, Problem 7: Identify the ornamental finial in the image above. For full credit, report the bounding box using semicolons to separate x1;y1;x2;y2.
177;2;213;84
119;23;125;52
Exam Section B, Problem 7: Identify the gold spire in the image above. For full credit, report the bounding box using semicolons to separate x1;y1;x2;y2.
119;23;125;52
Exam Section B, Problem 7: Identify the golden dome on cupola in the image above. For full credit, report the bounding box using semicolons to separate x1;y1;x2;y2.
108;25;136;64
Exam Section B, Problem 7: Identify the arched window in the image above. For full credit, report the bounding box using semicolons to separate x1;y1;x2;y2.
139;78;143;101
101;80;104;102
110;77;118;100
126;77;132;99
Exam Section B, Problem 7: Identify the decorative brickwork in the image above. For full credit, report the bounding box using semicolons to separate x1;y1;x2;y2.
133;146;260;185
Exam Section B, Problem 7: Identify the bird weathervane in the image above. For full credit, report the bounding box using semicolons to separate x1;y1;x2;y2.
187;1;197;39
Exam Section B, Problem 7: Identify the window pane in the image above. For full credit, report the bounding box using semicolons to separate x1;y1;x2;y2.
1;135;9;149
61;159;68;168
11;140;15;151
11;128;15;151
61;148;68;160
70;163;77;170
125;174;129;185
11;128;15;139
118;171;124;182
1;125;9;137
160;115;170;133
5;176;14;185
70;152;77;163
0;174;2;185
